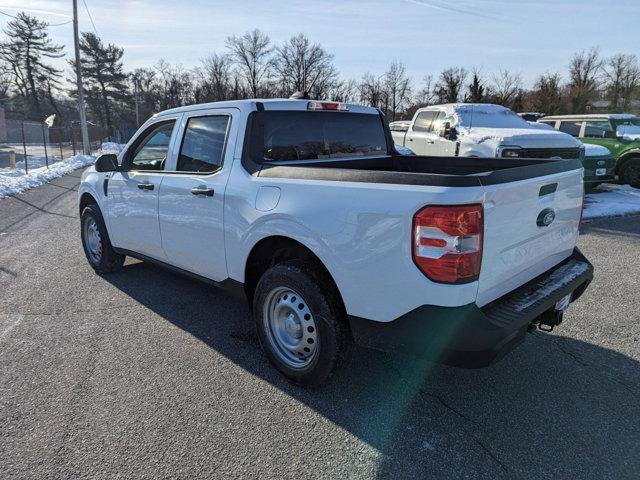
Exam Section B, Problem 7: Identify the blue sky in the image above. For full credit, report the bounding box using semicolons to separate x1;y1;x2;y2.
1;0;639;87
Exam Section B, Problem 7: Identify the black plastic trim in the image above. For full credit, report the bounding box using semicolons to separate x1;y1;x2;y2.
257;156;583;188
348;248;593;368
113;248;246;300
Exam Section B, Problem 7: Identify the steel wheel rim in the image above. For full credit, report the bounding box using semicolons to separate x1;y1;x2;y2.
83;216;102;264
263;287;318;369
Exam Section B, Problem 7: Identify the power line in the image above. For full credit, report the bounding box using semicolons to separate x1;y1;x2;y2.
0;9;72;27
81;0;98;36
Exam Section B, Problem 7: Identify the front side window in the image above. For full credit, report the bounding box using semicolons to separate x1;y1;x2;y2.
584;120;615;139
558;121;582;137
177;116;230;173
412;111;436;132
431;112;450;132
257;112;387;162
129;121;176;171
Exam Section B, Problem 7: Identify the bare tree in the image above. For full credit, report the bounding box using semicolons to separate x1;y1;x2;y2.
602;54;640;111
567;48;603;113
273;33;337;98
358;72;385;109
155;60;195;110
383;61;411;121
194;53;234;102
329;78;358;103
226;29;272;98
435;67;467;103
525;72;566;115
489;69;522;108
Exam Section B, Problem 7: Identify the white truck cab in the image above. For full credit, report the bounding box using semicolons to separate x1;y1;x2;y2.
393;103;584;160
78;99;593;385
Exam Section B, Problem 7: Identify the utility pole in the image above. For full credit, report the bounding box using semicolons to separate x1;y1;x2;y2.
133;75;140;127
72;0;90;155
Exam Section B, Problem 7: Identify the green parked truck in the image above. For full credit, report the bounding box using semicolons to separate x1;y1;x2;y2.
540;114;640;188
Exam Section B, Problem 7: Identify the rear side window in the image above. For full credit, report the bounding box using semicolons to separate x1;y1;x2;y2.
177;115;230;173
584;120;615;139
256;112;387;162
558;121;582;137
413;111;436;132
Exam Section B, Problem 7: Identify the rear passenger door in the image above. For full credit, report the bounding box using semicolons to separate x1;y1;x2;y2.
405;110;438;155
158;108;239;281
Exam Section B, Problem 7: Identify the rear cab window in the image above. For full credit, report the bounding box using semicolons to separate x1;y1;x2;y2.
251;111;388;163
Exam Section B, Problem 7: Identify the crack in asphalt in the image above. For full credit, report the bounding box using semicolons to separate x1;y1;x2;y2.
381;358;513;477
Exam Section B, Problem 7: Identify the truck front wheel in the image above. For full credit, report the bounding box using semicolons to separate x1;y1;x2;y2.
253;261;352;385
80;204;125;273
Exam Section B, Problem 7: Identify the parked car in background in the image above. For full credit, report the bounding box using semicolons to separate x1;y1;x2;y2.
540;114;640;188
392;103;583;161
78;98;593;385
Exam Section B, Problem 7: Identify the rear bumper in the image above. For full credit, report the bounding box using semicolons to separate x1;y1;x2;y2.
584;174;615;184
349;248;593;368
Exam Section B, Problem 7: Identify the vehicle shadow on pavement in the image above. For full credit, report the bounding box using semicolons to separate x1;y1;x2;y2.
101;261;640;479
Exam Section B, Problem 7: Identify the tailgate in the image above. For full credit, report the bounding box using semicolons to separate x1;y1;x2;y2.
476;168;583;307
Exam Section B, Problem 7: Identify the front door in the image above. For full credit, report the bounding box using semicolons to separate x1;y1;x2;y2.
107;118;180;260
158;109;239;281
405;110;438;155
431;112;457;156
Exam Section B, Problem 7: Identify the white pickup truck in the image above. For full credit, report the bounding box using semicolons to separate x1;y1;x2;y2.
392;103;584;160
78;99;593;385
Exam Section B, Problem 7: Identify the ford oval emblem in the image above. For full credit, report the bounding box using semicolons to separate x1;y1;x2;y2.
537;208;556;227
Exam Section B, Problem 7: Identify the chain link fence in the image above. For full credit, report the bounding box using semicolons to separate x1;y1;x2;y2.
0;119;109;174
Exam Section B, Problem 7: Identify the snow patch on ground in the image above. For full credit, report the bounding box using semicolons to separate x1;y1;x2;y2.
0;143;126;199
583;184;640;220
0;154;96;198
100;142;126;154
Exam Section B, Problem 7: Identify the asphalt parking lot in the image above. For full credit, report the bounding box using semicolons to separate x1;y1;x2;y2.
1;170;639;479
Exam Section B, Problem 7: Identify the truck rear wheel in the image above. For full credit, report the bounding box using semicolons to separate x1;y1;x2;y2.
80;204;125;273
253;261;351;385
620;158;640;189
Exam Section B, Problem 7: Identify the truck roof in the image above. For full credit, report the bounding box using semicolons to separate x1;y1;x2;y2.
155;98;380;118
542;113;639;121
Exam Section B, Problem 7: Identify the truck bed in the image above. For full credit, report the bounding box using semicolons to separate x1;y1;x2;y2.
255;155;584;187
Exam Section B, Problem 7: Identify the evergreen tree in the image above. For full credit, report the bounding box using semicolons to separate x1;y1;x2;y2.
0;12;64;117
71;32;128;134
467;72;485;102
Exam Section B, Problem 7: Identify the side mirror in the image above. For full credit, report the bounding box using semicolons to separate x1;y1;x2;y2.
441;122;457;141
94;153;119;172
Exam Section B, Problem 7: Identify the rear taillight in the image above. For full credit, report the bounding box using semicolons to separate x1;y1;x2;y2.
412;204;483;283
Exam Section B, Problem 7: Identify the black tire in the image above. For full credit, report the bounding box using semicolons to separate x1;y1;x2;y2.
80;203;125;273
620;158;640;189
253;261;352;386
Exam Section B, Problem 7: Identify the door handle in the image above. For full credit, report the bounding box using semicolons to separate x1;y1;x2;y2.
426;139;435;144
191;186;214;197
137;182;154;191
408;138;413;142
